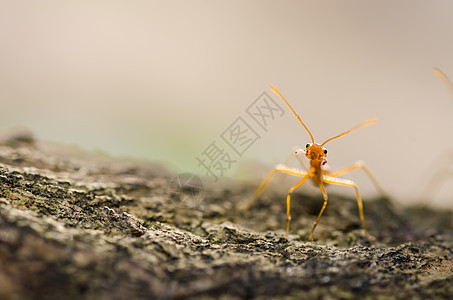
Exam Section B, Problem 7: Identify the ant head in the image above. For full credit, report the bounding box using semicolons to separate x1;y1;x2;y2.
270;85;377;167
296;143;327;166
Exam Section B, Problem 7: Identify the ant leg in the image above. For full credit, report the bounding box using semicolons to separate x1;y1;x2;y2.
419;167;453;206
322;176;375;241
418;151;453;205
284;175;311;236
282;147;308;172
242;164;309;210
308;183;328;241
327;161;388;199
273;148;309;189
433;67;453;98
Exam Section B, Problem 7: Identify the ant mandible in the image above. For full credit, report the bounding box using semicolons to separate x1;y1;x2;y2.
244;86;383;241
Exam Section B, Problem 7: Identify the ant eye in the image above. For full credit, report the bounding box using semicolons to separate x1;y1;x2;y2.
306;143;311;148
323;149;328;154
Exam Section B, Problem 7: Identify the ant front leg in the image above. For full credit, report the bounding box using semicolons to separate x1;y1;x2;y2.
242;164;309;210
322;175;375;241
283;147;309;172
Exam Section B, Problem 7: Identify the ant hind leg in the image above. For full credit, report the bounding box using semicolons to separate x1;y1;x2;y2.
322;175;375;241
242;164;309;210
328;161;389;200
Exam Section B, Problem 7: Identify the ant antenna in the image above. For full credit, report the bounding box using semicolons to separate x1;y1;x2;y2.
321;118;378;146
433;67;453;99
270;86;314;144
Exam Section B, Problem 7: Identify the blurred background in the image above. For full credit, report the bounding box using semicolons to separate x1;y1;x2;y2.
1;0;453;208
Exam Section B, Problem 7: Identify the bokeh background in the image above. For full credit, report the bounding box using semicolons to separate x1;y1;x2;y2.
1;1;453;208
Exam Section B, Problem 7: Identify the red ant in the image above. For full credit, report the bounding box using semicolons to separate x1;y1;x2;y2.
244;86;384;241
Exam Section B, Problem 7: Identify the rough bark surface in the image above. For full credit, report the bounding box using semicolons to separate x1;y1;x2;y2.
0;128;452;299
